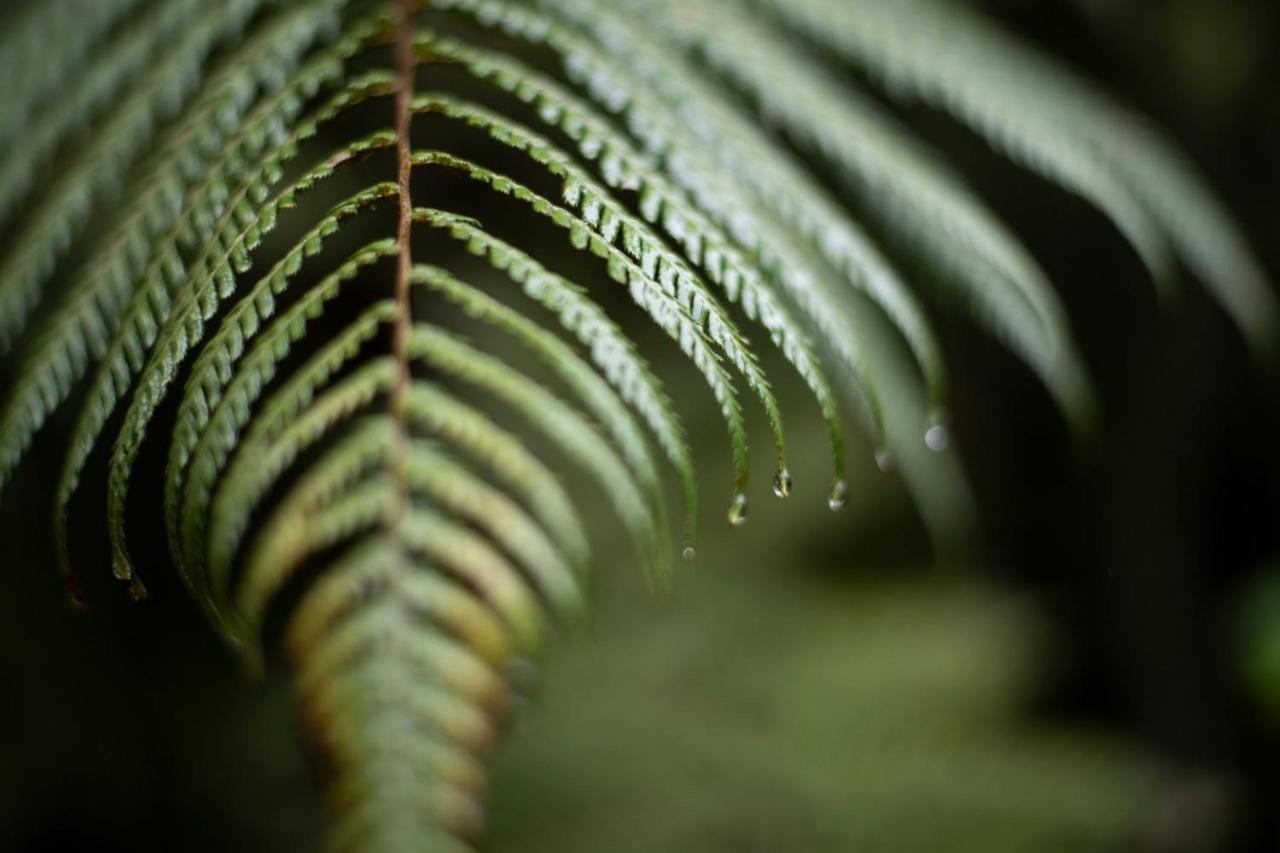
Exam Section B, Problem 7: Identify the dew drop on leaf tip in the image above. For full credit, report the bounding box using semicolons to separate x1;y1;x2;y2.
827;479;848;511
727;493;748;527
925;411;950;452
771;467;792;499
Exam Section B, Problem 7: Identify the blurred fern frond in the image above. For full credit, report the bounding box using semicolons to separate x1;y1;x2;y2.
0;0;1271;849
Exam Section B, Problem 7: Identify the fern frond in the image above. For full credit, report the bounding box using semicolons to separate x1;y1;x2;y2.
0;0;1270;848
80;177;398;591
414;210;697;547
166;240;399;602
411;83;845;484
400;382;593;571
0;24;386;485
604;0;1090;415
208;374;594;634
407;325;664;572
171;249;662;619
206;336;401;627
752;0;1279;347
0;0;207;226
414;148;784;502
407;263;672;551
433;0;939;439
0;0;281;350
0;0;142;151
289;543;502;851
240;426;574;648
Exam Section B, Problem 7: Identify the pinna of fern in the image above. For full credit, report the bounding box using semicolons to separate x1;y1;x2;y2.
0;0;1273;849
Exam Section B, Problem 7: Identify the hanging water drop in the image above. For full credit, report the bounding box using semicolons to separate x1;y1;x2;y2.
827;479;849;511
682;546;697;562
772;468;793;499
727;493;749;527
874;447;895;473
925;411;950;452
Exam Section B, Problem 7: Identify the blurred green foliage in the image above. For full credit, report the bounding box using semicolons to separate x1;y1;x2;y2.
483;481;1230;852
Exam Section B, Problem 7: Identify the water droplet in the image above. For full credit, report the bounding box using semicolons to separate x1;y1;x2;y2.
874;448;895;473
771;468;792;499
727;493;749;527
827;479;849;511
682;546;697;562
925;411;950;452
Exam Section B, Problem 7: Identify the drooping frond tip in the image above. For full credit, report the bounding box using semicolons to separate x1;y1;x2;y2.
0;0;1271;848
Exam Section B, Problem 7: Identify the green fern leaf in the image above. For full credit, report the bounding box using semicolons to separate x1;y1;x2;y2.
752;0;1279;348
